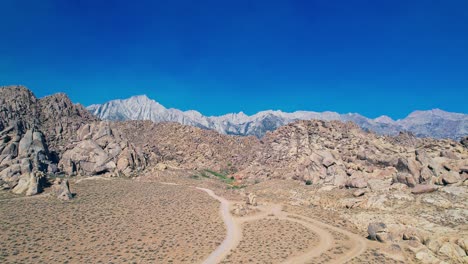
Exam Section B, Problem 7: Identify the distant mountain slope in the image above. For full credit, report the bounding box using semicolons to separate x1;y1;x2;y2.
87;95;468;139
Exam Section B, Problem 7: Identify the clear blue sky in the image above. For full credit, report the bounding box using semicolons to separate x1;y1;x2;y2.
1;0;467;119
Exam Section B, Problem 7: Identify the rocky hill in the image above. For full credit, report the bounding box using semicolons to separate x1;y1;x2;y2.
88;94;468;139
2;85;467;195
0;86;147;195
238;120;467;187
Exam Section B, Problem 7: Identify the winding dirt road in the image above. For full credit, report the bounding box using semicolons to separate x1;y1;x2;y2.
196;187;242;264
197;187;368;264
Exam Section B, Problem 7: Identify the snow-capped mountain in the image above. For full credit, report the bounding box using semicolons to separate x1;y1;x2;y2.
87;95;468;139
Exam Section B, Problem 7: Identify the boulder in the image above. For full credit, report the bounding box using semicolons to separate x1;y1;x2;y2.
368;222;388;242
353;189;367;197
419;166;434;183
1;142;18;157
346;178;368;188
59;140;109;175
393;173;417;187
411;184;438;194
11;172;43;195
25;172;41;196
441;171;461;185
246;193;257;206
11;174;30;194
18;130;33;157
53;179;73;201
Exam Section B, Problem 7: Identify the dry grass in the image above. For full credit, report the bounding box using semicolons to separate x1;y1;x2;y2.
222;218;318;264
0;179;224;263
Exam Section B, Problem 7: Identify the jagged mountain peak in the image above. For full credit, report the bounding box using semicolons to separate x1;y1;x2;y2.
374;115;395;124
87;94;468;140
406;108;466;119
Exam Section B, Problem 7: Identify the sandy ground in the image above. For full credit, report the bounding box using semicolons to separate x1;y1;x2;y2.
0;176;407;263
0;179;224;263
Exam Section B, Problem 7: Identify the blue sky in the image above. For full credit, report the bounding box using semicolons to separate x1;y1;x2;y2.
0;0;467;119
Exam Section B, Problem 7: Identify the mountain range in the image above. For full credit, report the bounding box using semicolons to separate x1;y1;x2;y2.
87;95;467;140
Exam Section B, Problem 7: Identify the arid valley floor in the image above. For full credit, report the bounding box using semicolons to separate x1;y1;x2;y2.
2;175;410;264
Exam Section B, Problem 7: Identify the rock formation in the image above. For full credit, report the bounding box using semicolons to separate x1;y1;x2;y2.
58;122;147;177
237;120;467;189
52;178;73;200
0;86;147;195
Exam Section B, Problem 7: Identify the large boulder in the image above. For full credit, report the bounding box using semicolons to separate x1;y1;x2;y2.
393;173;417;187
368;222;388;242
59;140;112;175
52;178;73;200
440;171;461;185
11;172;44;196
411;184;438;194
346;178;368;189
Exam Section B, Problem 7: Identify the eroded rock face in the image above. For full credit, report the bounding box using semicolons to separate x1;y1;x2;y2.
0;123;50;195
11;172;45;196
0;86;98;196
38;93;98;157
59;122;147;177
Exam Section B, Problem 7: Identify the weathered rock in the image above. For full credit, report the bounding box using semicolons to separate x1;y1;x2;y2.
368;222;388;242
11;174;30;194
353;189;367;197
440;171;461;185
346;178;368;188
12;172;43;195
393;173;417;187
411;184;438;194
419;166;434;183
246;193;257;206
59;122;147;177
53;179;73;201
25;172;40;196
